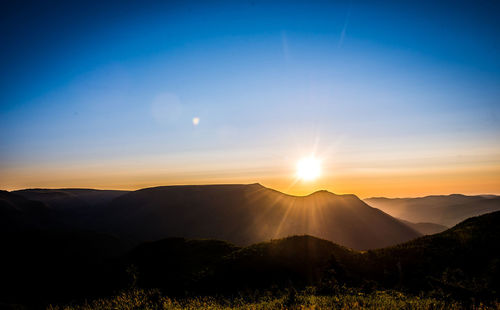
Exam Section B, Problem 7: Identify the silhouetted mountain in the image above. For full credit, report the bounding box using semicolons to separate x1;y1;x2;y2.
359;210;500;300
365;194;500;226
123;211;500;299
208;235;359;292
124;235;355;295
3;185;419;250
13;188;128;209
103;184;421;250
218;211;500;298
10;189;129;232
398;219;448;235
1;211;498;308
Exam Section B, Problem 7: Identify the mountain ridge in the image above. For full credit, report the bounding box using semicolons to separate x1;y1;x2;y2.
365;194;500;227
5;184;421;250
102;183;420;250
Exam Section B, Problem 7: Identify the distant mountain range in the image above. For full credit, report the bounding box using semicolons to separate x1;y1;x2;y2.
3;184;421;250
365;194;500;227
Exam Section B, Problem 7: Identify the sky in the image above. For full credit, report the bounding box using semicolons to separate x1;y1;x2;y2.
1;0;499;197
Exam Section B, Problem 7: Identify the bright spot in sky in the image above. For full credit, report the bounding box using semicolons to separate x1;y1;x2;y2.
192;117;200;126
296;157;321;181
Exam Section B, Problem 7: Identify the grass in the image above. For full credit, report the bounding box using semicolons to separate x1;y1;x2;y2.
48;289;499;310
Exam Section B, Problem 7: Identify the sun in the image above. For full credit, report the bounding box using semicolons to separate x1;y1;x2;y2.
296;157;321;181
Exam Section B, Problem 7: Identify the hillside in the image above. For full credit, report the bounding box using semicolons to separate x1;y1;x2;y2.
360;210;500;299
1;211;499;308
211;211;500;297
398;219;448;235
4;185;420;250
103;183;420;250
365;194;500;227
197;211;500;296
120;211;500;299
4;189;129;232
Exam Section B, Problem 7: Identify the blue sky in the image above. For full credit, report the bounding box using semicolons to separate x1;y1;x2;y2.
1;1;499;196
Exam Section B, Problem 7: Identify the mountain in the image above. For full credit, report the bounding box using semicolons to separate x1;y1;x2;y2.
125;211;500;299
2;210;498;307
124;235;355;295
398;219;448;235
4;185;419;250
103;183;420;250
364;194;500;227
224;210;500;298
13;188;129;209
10;188;129;231
207;235;358;292
360;210;500;299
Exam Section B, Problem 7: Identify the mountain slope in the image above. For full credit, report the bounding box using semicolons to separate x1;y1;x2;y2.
103;184;420;250
398;219;448;235
219;211;500;297
11;188;129;231
2;211;498;307
210;235;359;292
360;210;500;299
365;194;500;226
121;211;500;299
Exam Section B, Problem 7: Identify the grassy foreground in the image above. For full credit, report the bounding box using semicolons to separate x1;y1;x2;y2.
48;289;499;310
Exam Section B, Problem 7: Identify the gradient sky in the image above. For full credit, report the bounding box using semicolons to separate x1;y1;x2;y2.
1;0;499;197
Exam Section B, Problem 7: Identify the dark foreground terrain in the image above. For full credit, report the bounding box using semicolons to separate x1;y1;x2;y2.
1;208;499;309
47;289;494;310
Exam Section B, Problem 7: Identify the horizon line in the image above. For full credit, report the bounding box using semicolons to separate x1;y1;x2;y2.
4;182;500;200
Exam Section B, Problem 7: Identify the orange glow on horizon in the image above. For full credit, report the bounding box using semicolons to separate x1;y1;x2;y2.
1;164;499;199
1;140;499;198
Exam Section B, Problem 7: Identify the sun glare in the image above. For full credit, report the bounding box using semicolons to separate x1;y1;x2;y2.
296;157;321;181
